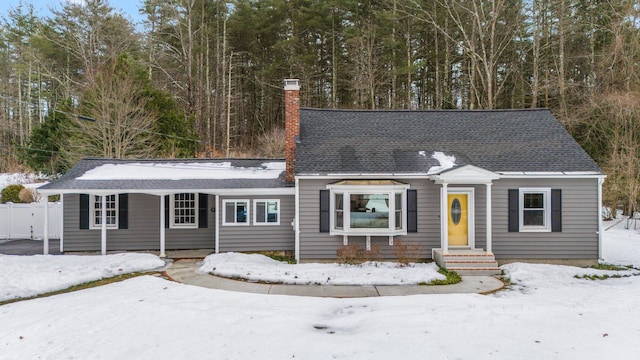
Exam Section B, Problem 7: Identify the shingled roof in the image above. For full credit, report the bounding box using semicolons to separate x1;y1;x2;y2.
295;108;603;175
39;158;290;192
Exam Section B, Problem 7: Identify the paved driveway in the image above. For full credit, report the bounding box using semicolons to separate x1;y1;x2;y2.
0;239;61;255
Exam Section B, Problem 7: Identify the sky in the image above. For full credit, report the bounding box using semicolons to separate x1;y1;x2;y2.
0;0;146;26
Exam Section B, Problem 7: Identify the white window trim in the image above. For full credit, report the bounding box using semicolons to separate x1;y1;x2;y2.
519;187;551;232
253;199;281;226
222;199;250;226
170;193;199;229
90;194;118;229
326;184;409;236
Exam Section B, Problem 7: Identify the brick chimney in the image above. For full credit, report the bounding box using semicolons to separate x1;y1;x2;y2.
284;79;300;183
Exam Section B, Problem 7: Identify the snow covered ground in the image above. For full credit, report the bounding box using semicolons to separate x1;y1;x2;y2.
199;252;446;285
0;253;165;302
1;220;640;359
0;173;46;191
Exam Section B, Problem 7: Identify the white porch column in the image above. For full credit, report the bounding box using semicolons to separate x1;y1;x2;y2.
101;195;107;255
60;194;64;253
441;182;449;253
294;177;300;263
43;197;49;255
159;195;166;258
598;177;604;259
486;183;493;254
215;195;220;254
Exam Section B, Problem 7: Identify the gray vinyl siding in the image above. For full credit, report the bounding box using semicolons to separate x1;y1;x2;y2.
298;177;599;261
298;178;441;260
491;178;599;260
63;193;214;251
217;195;295;253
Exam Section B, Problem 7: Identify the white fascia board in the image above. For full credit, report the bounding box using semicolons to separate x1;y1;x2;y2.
296;174;430;180
499;172;606;179
215;188;295;196
38;188;295;196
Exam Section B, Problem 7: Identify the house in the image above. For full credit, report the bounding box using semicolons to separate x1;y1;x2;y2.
39;79;605;274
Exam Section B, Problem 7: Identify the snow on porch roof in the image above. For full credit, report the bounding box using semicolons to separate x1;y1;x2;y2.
77;161;285;180
38;158;291;192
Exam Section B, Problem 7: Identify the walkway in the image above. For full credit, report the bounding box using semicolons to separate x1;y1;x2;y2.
165;259;505;298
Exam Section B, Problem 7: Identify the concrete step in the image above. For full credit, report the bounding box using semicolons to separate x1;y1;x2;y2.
444;260;499;268
442;255;497;262
447;267;502;276
436;249;501;276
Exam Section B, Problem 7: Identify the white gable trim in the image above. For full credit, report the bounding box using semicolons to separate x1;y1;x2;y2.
430;165;501;184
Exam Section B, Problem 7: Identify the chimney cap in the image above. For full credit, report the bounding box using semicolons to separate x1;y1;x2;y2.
284;79;300;91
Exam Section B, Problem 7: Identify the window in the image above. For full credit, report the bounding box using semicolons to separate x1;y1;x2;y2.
170;193;198;228
335;193;344;229
223;200;249;225
349;193;390;229
519;188;551;232
254;200;280;225
91;194;117;229
326;182;409;235
395;193;403;230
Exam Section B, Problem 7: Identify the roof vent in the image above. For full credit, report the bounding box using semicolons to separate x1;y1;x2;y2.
284;79;300;91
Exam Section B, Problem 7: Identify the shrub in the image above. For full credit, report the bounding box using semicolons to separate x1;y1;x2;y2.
393;239;424;266
362;245;382;262
19;188;41;203
337;244;382;264
1;184;25;203
337;244;361;265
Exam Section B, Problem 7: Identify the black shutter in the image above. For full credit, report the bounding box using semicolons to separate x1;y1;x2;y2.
508;189;519;232
551;189;562;232
118;194;128;229
198;193;208;228
79;194;90;229
407;189;418;233
319;190;330;232
164;195;170;228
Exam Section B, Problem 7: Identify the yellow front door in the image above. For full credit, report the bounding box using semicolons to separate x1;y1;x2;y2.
448;193;469;246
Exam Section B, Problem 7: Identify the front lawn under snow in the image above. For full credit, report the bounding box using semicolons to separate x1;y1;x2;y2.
199;252;446;285
0;253;165;302
1;220;640;359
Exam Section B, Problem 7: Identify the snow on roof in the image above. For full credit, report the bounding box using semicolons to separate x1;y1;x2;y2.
422;151;456;175
77;162;285;180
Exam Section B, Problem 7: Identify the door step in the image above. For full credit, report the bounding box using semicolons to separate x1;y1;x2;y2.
433;249;501;276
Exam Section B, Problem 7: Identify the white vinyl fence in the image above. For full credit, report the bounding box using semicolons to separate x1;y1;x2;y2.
0;202;62;240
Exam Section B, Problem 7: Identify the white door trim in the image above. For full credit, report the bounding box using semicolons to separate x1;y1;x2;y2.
447;188;475;249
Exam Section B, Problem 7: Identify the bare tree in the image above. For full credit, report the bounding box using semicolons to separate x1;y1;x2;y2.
67;63;158;161
407;0;522;109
